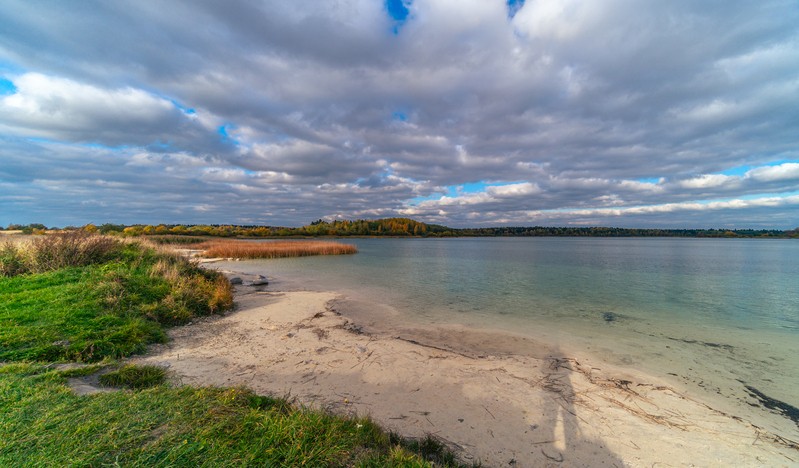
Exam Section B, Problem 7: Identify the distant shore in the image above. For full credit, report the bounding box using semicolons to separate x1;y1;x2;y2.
4;216;798;239
135;267;799;467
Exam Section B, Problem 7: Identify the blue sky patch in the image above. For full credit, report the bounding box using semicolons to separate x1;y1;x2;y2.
386;0;409;21
407;193;441;205
409;181;524;204
0;60;24;74
721;165;752;177
392;111;408;122
0;77;17;95
385;0;410;34
636;177;661;184
171;99;196;115
218;124;239;144
456;182;490;195
507;0;524;18
457;181;528;195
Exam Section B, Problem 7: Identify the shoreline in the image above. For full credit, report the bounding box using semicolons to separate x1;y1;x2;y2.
135;269;798;466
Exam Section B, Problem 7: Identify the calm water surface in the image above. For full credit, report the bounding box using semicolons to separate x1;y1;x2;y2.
256;237;798;331
217;237;799;433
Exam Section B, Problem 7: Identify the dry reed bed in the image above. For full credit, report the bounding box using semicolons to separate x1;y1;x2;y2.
194;240;357;259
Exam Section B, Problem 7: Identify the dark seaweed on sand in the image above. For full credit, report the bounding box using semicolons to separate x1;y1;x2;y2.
742;383;799;427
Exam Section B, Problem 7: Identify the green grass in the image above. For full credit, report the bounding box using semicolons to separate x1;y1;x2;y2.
147;235;209;245
0;265;165;362
99;364;167;389
0;238;233;362
0;364;460;467
0;234;468;467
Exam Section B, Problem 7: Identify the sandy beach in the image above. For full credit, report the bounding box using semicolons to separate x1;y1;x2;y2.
135;272;798;467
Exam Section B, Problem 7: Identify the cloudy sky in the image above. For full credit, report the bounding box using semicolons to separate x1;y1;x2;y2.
1;0;798;228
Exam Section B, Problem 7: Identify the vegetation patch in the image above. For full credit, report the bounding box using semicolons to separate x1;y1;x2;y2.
196;240;358;259
0;365;467;466
1;232;120;276
0;233;233;362
147;235;208;245
98;364;167;390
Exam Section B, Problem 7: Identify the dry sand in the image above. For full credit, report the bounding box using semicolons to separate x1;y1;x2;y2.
135;275;798;467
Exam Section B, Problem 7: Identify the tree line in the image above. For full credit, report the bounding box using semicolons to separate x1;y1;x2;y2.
4;219;798;239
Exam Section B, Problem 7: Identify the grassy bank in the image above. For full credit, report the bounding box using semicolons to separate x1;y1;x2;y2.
1;364;459;466
1;233;232;362
194;239;358;259
0;233;464;466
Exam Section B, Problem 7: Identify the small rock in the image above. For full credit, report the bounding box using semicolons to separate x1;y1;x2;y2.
229;276;243;285
602;311;618;323
251;275;269;286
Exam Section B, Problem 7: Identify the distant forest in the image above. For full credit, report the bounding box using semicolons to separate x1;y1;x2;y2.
5;218;798;239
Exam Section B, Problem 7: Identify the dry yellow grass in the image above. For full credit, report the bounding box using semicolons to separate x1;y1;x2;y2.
195;240;357;259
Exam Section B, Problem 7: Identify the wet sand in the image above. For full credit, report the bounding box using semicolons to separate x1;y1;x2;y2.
134;272;798;467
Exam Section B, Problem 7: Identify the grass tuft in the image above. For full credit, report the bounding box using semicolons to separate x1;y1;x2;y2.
99;364;167;389
395;433;462;466
196;240;357;259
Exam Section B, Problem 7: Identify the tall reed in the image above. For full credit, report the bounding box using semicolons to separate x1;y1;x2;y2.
196;240;357;259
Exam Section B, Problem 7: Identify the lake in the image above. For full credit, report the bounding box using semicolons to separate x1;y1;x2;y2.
213;237;799;436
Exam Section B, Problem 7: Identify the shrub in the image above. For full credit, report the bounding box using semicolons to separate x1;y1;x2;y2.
0;241;27;276
146;254;234;324
25;232;120;273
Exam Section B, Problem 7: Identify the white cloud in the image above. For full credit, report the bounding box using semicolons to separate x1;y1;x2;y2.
487;182;540;197
565;194;799;217
745;163;799;182
1;73;170;134
513;0;604;41
0;73;223;151
618;180;664;192
679;174;738;189
497;194;799;225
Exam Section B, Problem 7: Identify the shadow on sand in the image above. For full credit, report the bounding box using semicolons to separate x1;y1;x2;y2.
524;345;626;467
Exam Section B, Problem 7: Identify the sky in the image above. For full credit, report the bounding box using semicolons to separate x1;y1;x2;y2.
1;1;798;229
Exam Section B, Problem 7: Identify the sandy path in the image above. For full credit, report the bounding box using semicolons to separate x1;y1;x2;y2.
135;284;798;467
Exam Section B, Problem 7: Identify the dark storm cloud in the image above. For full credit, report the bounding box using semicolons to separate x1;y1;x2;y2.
0;0;797;228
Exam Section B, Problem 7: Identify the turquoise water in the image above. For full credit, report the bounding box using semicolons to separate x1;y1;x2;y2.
215;237;799;434
242;237;798;331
